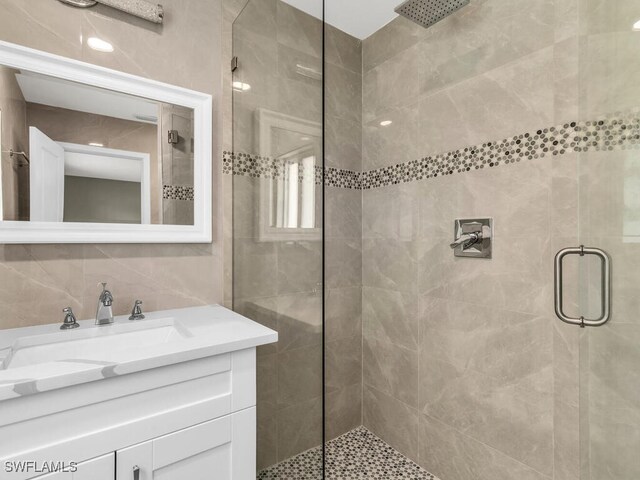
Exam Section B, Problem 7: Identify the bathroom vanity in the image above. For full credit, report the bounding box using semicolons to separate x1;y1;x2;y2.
0;305;277;480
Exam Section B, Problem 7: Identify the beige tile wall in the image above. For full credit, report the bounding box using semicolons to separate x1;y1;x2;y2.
360;1;581;479
0;0;226;328
361;0;640;479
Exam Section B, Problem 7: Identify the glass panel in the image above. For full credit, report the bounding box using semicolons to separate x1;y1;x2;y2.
231;1;324;478
578;1;640;478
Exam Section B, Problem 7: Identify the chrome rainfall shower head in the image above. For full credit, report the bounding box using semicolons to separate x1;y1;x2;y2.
394;0;470;29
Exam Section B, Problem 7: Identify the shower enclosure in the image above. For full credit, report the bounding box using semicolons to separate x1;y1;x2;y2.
231;0;325;476
231;0;640;478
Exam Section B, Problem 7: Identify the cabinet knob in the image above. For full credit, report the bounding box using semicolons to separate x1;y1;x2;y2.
133;465;140;480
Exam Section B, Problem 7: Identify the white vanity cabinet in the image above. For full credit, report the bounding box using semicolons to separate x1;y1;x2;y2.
33;410;254;480
0;306;277;480
31;454;115;480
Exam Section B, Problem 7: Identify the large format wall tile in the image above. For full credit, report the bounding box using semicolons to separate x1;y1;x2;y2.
363;287;419;350
325;62;362;127
420;297;553;395
326;335;362;393
325;286;362;342
325;382;362;441
362;16;423;73
417;47;555;157
418;0;555;97
363;385;421;461
363;336;420;408
325;24;362;74
325;187;362;239
362;104;420;170
419;414;550;480
362;182;418;240
419;356;553;475
277;395;323;462
363;44;421;123
276;1;322;58
363;238;418;294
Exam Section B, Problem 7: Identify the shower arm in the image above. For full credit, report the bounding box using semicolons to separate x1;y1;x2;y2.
57;0;164;24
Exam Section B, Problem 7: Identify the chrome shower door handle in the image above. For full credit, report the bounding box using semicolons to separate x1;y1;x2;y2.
554;246;611;327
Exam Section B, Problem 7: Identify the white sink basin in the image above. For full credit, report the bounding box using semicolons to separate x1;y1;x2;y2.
1;318;192;370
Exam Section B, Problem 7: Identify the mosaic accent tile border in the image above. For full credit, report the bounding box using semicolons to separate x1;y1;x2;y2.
163;185;194;201
361;113;640;189
324;167;362;189
225;113;640;191
223;151;361;189
257;426;439;480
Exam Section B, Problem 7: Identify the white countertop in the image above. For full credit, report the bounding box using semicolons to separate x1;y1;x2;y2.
0;305;277;402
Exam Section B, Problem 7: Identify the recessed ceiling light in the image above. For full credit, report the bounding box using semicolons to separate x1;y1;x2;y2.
634;19;640;31
89;142;104;147
87;37;114;53
232;81;251;92
380;120;393;127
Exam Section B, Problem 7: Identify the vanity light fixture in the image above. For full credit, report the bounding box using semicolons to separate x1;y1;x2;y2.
233;81;251;92
380;120;393;127
634;19;640;31
87;36;114;52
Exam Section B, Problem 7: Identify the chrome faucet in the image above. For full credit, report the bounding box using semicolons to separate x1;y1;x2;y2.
129;300;145;321
96;282;114;325
61;307;80;330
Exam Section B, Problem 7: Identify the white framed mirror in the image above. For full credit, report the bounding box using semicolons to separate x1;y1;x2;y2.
0;40;212;243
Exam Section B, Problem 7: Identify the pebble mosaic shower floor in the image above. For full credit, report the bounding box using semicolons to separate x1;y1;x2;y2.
257;426;439;480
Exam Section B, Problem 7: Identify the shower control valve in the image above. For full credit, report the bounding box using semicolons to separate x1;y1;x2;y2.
450;218;492;259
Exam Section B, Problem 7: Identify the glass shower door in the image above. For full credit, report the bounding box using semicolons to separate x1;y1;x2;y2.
231;1;324;478
576;1;640;478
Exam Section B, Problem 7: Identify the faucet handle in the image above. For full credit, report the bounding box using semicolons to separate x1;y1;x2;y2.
129;300;145;321
61;307;80;330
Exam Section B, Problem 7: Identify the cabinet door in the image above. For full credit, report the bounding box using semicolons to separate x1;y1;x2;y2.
31;453;114;480
116;408;255;480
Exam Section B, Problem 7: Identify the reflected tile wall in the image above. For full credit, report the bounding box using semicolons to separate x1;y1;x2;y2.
0;0;225;329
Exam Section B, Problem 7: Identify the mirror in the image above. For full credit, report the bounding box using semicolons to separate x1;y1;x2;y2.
256;109;322;242
0;41;211;243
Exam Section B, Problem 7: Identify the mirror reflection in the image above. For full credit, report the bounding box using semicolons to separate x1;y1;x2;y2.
255;109;322;241
0;66;195;225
